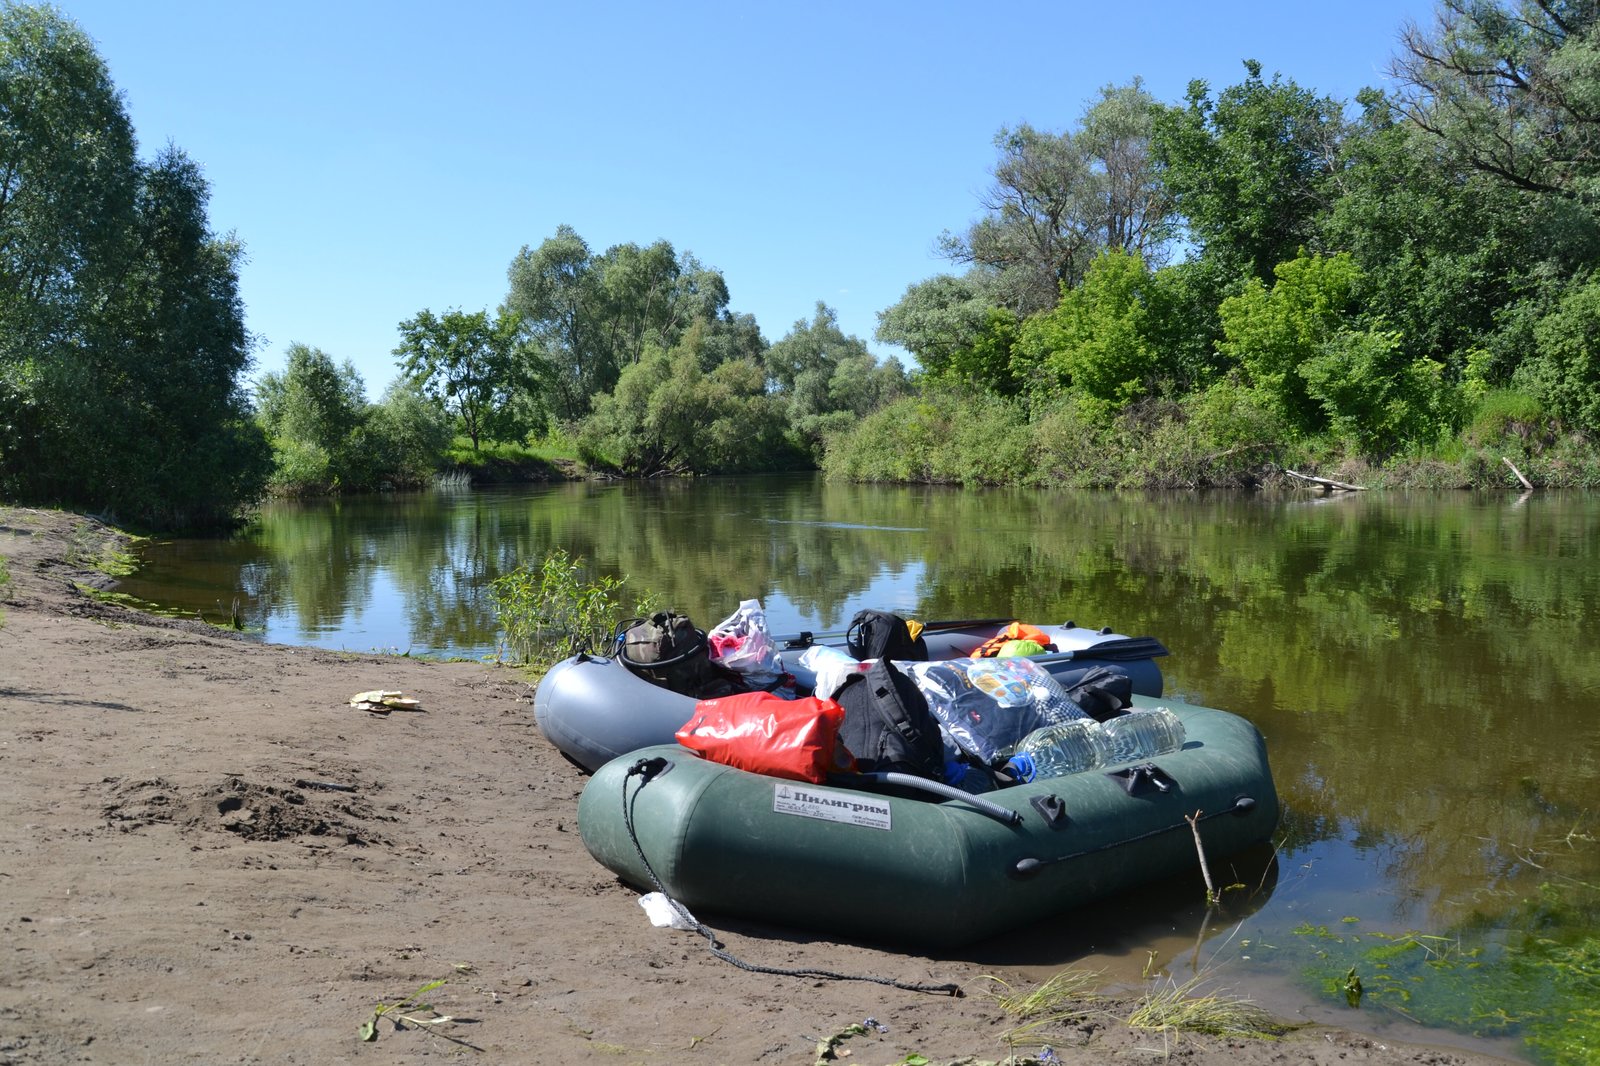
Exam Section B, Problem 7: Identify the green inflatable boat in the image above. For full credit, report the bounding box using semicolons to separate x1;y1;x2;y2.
578;694;1279;949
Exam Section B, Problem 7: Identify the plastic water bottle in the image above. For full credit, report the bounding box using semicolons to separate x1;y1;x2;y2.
1098;708;1186;764
1005;719;1110;781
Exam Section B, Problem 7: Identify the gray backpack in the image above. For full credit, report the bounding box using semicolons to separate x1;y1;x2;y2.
618;612;745;699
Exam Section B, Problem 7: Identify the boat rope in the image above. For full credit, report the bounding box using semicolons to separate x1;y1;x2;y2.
620;757;963;997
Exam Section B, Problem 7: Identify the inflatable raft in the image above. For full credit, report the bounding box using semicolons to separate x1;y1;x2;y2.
578;693;1279;948
535;619;1169;772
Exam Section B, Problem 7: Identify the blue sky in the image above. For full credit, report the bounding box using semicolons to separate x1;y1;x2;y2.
57;0;1438;399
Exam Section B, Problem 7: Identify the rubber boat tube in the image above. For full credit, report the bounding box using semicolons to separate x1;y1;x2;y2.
535;620;1167;773
577;694;1279;949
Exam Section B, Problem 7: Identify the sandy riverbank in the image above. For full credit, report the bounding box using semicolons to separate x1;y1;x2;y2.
0;507;1519;1065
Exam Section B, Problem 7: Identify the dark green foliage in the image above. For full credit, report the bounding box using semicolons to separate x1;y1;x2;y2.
1521;274;1600;435
1151;61;1346;289
394;308;541;451
579;323;802;477
504;226;742;422
1;7;268;529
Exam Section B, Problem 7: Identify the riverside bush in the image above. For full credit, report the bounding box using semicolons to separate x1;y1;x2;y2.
489;549;655;671
822;391;1032;484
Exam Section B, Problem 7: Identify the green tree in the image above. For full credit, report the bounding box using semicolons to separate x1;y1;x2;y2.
1152;61;1347;287
257;344;365;454
504;226;742;421
1321;89;1573;376
875;272;1026;395
504;225;598;422
255;343;367;491
394;308;541;450
358;378;453;488
1393;1;1600;203
764;303;905;457
940;80;1176;315
1216;252;1364;432
2;7;267;527
1300;328;1450;453
1521;274;1600;434
1017;249;1164;412
579;324;794;477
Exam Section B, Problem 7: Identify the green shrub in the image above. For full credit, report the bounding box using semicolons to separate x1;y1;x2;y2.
1464;388;1554;449
267;439;335;496
822;391;1032;485
489;549;655;671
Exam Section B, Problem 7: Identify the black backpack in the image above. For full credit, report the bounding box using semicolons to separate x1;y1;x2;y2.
617;612;746;699
845;609;929;662
1061;665;1133;722
832;657;946;779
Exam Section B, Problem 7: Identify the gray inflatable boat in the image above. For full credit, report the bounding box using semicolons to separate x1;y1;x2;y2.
534;618;1168;772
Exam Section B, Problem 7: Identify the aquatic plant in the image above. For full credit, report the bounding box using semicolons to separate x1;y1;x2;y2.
1277;823;1600;1066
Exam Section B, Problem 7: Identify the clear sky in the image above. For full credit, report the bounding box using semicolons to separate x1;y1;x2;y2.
55;0;1438;399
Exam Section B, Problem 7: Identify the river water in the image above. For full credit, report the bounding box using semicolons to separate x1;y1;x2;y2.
121;476;1600;1063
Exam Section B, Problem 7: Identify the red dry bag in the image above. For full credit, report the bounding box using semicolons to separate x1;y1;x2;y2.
675;692;852;783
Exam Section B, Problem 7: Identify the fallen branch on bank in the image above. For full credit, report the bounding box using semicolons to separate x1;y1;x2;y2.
1502;456;1534;490
1284;469;1366;492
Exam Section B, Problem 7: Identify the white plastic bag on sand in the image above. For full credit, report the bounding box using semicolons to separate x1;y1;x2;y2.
708;598;783;688
639;891;697;930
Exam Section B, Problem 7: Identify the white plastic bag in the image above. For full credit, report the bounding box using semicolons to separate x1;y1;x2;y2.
708;598;783;688
638;892;697;930
797;644;866;699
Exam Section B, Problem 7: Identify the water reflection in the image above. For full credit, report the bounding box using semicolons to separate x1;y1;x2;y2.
122;479;1600;1062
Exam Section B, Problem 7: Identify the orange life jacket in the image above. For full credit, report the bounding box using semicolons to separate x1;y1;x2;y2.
972;622;1057;657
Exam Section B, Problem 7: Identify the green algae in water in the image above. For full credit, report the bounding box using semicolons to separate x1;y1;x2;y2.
1283;908;1599;1065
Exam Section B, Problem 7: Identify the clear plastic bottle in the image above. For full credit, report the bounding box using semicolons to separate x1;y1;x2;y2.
1098;707;1186;764
1004;719;1110;782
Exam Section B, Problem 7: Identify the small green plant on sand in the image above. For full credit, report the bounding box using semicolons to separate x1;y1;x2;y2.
358;977;459;1044
986;968;1109;1060
489;548;655;671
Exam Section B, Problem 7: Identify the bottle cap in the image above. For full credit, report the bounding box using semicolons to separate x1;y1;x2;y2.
1005;752;1036;783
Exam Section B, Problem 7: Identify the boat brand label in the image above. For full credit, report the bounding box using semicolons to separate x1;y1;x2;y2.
772;784;892;831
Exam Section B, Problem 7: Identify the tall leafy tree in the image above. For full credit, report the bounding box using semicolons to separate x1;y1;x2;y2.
579;323;794;477
1017;249;1167;412
504;225;597;422
765;303;905;457
504;226;743;421
1321;88;1579;378
2;6;267;527
256;344;365;453
394;308;541;450
876;272;998;377
1152;61;1347;287
1393;0;1600;203
940;80;1175;316
1216;252;1365;433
